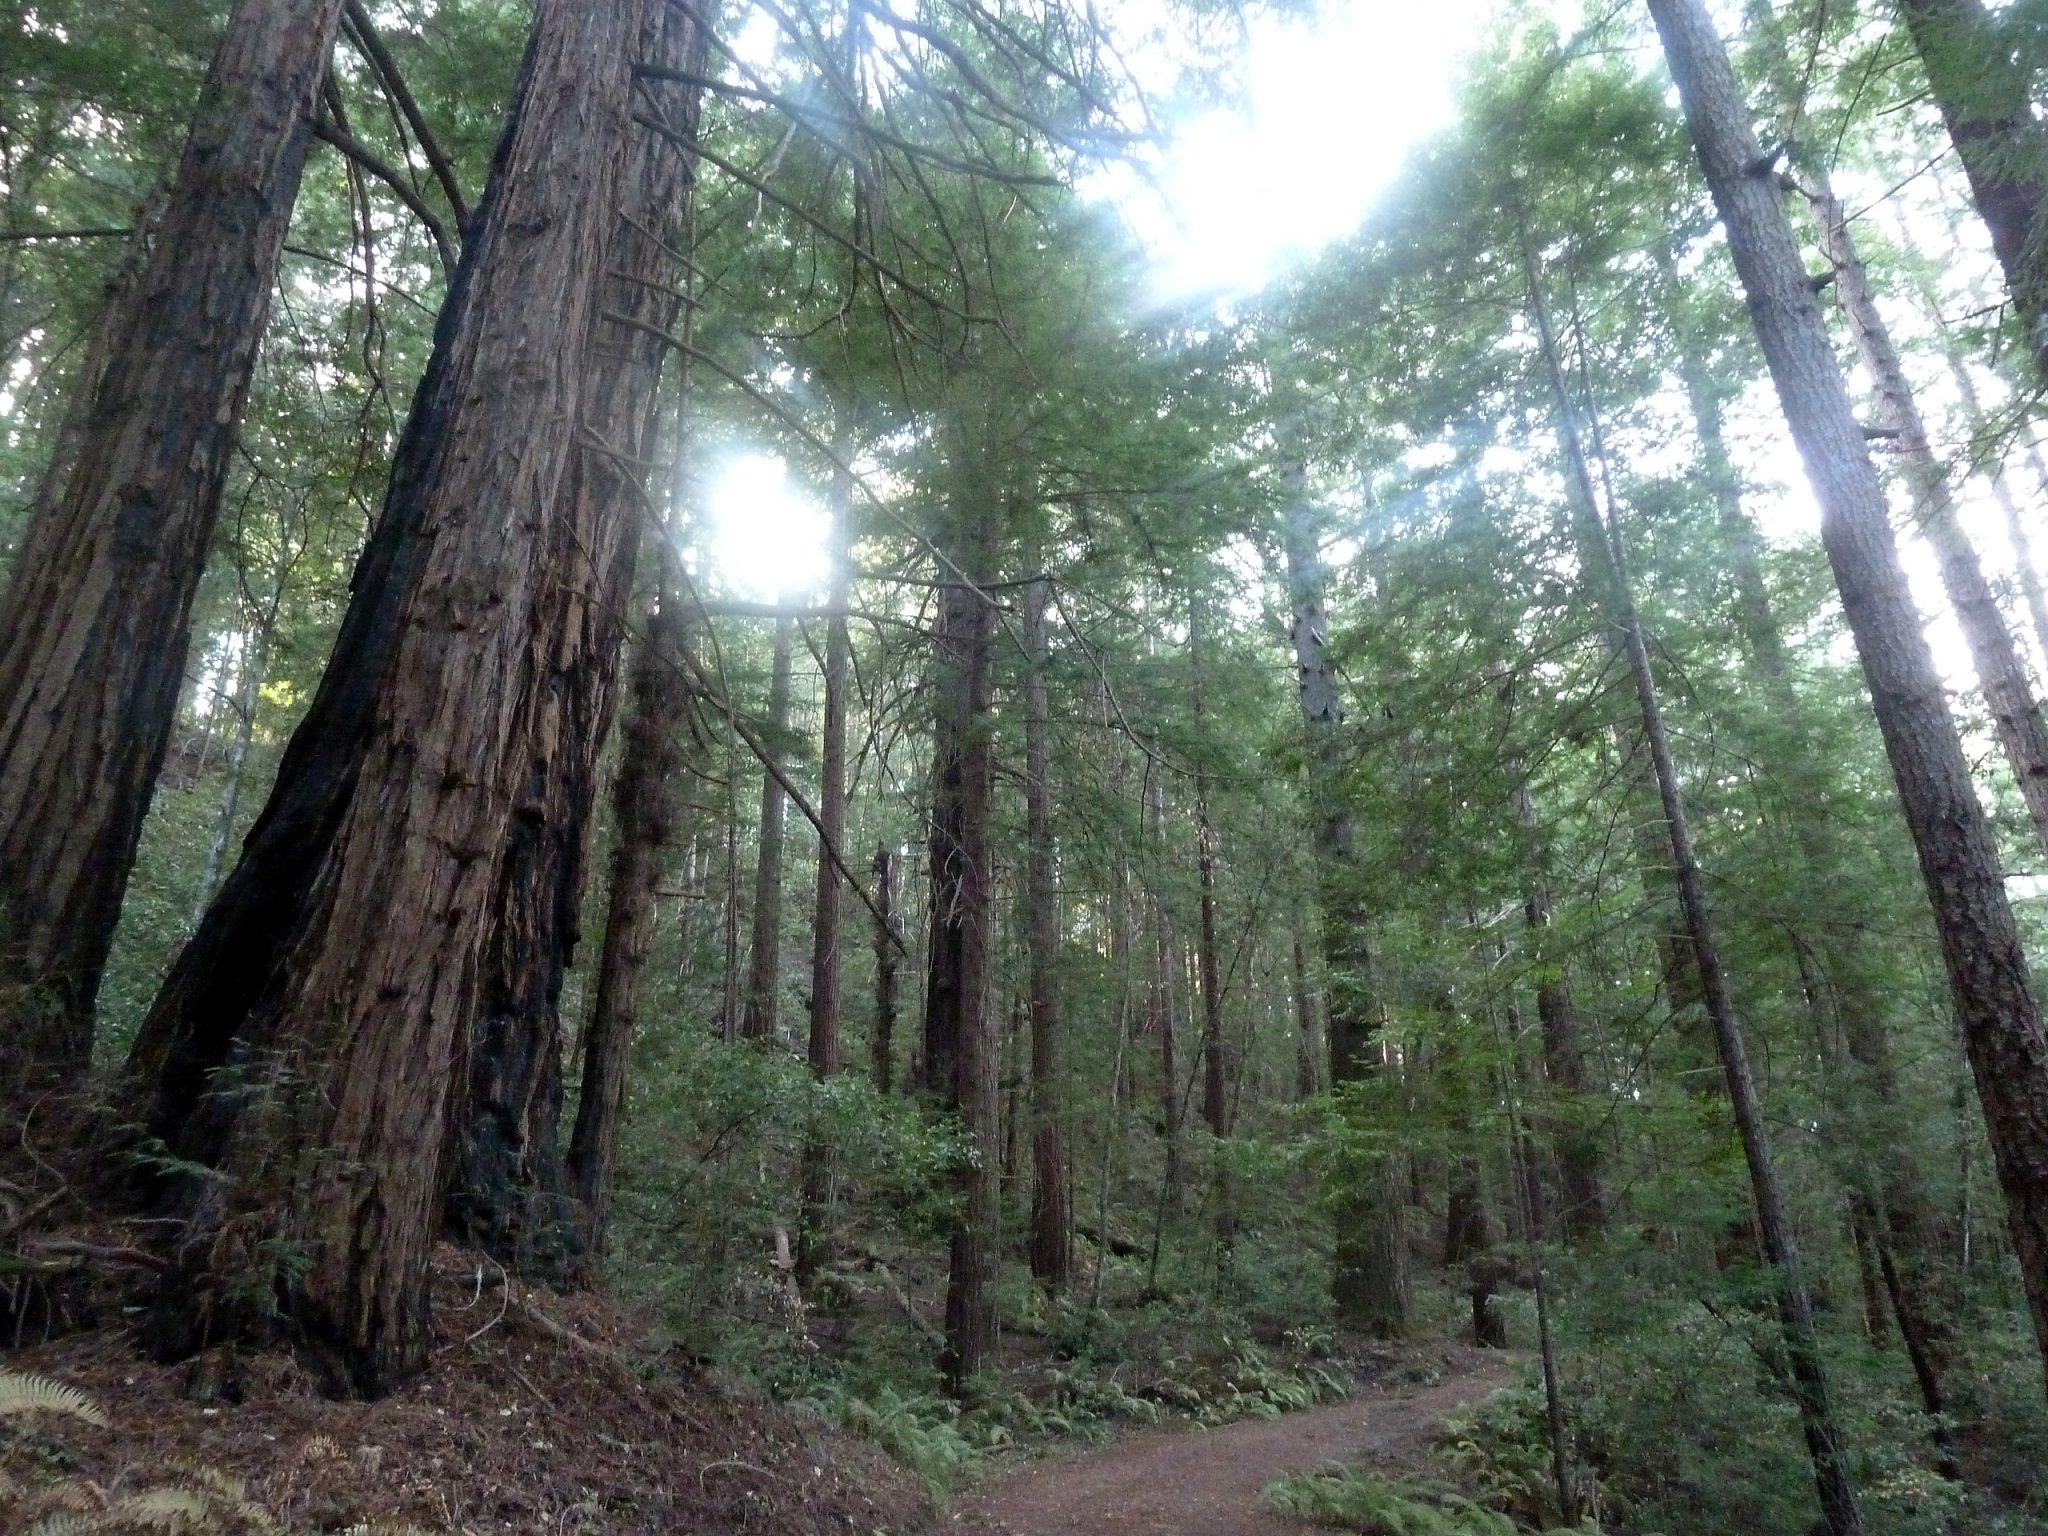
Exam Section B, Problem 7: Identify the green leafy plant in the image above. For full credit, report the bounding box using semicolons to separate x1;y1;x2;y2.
1261;1466;1514;1535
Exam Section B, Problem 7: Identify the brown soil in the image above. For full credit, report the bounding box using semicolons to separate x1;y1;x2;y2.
952;1347;1517;1536
0;1244;934;1534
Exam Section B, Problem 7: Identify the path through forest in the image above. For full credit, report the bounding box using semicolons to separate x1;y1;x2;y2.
955;1350;1518;1535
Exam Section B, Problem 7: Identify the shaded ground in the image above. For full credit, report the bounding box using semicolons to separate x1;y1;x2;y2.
954;1347;1517;1536
1;1244;934;1534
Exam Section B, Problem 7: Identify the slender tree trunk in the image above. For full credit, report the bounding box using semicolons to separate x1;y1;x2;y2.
0;0;345;1093
799;421;854;1281
741;616;796;1043
1803;177;2048;856
1290;933;1324;1101
872;844;899;1095
1148;777;1187;1219
1651;0;2048;1402
925;507;999;1396
191;553;290;927
450;0;705;1276
1528;197;1864;1531
1023;578;1073;1292
126;0;644;1396
1281;462;1412;1337
1509;776;1605;1241
1892;0;2048;373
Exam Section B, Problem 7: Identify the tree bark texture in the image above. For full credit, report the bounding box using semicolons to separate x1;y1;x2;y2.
1650;0;2048;1403
924;512;999;1395
0;0;345;1093
449;0;706;1276
1023;579;1073;1292
872;843;900;1095
127;0;645;1397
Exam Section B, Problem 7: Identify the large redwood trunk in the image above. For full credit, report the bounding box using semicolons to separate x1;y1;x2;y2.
0;0;345;1094
1022;578;1072;1293
1650;0;2048;1403
447;0;706;1275
924;507;999;1396
127;0;644;1397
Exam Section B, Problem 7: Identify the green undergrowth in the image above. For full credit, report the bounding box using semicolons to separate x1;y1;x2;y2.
1262;1467;1521;1535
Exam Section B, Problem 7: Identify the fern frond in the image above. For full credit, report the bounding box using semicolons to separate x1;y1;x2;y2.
0;1371;109;1428
24;1514;92;1536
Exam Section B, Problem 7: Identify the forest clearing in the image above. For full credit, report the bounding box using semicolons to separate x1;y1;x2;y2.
2;0;2048;1531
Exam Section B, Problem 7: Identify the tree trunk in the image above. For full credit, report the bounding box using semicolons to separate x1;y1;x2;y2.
1193;658;1233;1272
128;0;644;1397
1804;176;2048;858
740;616;796;1043
1892;0;2048;373
1281;462;1412;1338
872;844;899;1095
1290;933;1324;1101
1651;0;2048;1403
449;0;705;1277
799;422;855;1281
1148;778;1187;1220
1023;578;1073;1293
925;511;999;1396
191;552;290;928
0;0;345;1094
1529;185;1865;1531
1509;776;1605;1242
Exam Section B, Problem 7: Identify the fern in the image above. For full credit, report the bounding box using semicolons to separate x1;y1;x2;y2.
0;1370;109;1429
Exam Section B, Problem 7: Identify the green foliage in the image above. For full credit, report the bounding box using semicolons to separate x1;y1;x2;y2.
1261;1467;1515;1535
793;1384;1004;1497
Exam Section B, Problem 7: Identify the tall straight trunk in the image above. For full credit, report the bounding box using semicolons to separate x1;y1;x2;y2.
740;616;795;1042
1660;212;1956;1416
872;843;899;1094
924;511;998;1396
1529;221;1864;1533
1650;0;2048;1401
1191;601;1233;1269
1509;777;1605;1242
1023;578;1072;1292
0;0;345;1092
1892;0;2048;373
799;423;854;1280
1281;462;1412;1337
126;0;643;1397
450;0;705;1275
1802;178;2048;857
1148;777;1186;1218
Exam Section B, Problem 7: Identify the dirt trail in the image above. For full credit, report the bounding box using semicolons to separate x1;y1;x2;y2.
952;1351;1516;1536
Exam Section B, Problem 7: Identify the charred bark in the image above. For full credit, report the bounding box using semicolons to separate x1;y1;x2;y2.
128;0;646;1397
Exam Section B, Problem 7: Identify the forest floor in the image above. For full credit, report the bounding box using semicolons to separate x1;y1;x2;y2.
952;1344;1519;1536
0;1243;938;1534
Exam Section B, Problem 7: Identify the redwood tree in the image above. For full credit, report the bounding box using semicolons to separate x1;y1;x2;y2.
0;0;346;1095
131;0;647;1395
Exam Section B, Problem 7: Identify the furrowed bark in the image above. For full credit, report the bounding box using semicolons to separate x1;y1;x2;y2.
448;0;706;1278
133;0;646;1397
1023;578;1073;1293
925;504;999;1395
0;0;345;1094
